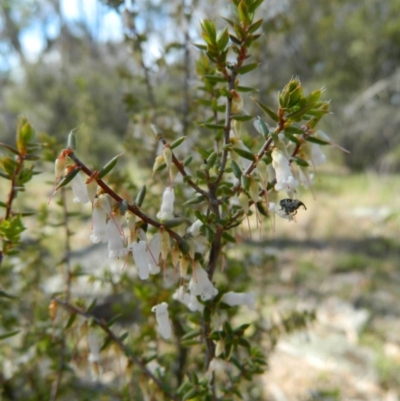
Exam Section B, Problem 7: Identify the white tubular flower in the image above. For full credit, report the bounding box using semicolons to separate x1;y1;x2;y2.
272;149;299;192
189;264;218;301
131;240;149;280
187;219;203;237
86;180;98;203
71;173;89;203
90;198;108;243
107;218;127;259
157;187;175;221
221;291;256;310
311;143;327;166
151;302;172;339
147;233;161;275
87;332;101;363
269;202;295;221
172;286;204;312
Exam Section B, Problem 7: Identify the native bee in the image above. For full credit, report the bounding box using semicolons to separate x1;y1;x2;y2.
279;198;307;216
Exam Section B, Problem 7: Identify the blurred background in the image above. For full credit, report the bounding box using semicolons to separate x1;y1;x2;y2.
1;0;399;399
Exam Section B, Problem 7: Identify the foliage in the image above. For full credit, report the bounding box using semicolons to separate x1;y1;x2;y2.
0;1;341;400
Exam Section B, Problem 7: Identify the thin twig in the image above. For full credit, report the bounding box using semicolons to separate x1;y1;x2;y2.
53;298;180;401
50;187;73;401
67;152;184;244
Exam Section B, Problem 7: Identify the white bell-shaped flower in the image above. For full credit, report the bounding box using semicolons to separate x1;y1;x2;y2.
151;302;172;339
221;291;256;310
90;199;108;243
272;149;299;192
157;187;175;221
187;219;203;237
131;240;150;280
269;202;295;221
189;264;218;301
107;218;127;259
147;233;161;275
87;331;101;363
172;286;204;312
311;143;327;166
71;173;89;203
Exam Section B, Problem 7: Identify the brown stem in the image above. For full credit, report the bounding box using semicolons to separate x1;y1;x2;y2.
67;152;184;244
53;298;180;401
50;187;73;401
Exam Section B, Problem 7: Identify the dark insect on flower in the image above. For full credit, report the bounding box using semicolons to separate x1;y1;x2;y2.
279;198;307;215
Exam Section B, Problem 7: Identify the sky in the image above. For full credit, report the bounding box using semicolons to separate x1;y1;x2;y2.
19;0;123;63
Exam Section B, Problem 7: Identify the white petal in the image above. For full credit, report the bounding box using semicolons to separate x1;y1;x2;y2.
90;203;108;243
157;187;175;221
131;240;150;280
189;265;218;301
187;219;203;237
107;219;127;259
71;173;89;203
151;302;172;339
147;233;161;275
221;291;256;310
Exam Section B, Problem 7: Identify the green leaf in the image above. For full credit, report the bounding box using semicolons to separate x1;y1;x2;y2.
0;201;7;208
181;329;202;341
67;129;77;150
222;231;236;243
206;151;218;167
0;214;25;242
203;74;227;83
305;136;330;145
183;155;193;166
170;136;187;150
183;195;205;205
0;157;18;176
0;330;20;340
0;142;20;155
163;217;187;228
217;27;229;50
201;123;225;130
17;117;35;153
55;168;80;190
0;290;18;299
232;114;253;121
255;117;270;137
232;147;255;161
252;98;279;122
237;85;257;92
193;43;207;51
231;160;242;179
178;239;190;255
65;313;77;329
248;18;263;33
98;153;123;179
135;185;146;207
291;157;309;167
236;63;259;75
238;0;251;25
17;167;33;185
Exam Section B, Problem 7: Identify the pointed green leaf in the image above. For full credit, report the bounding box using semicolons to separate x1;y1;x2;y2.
236;63;259;75
232;114;252;121
135;185;146;207
163;217;187;228
0;142;20;156
231;160;242;178
291;156;309;167
0;330;20;340
55;168;81;190
170;136;187;150
217;27;229;50
252;98;279;122
98;153;123;179
232;147;256;161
